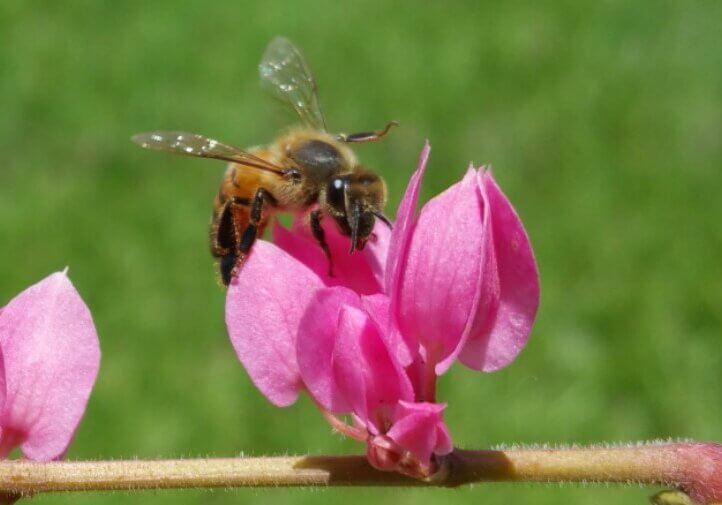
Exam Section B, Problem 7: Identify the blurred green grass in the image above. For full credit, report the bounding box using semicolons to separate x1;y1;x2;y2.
1;1;721;504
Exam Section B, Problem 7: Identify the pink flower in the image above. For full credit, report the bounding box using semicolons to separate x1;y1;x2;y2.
0;271;101;461
226;142;539;478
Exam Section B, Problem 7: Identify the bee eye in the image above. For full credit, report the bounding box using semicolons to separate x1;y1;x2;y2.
284;168;302;181
327;177;346;209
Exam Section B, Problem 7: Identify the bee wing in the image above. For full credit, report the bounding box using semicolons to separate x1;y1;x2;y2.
131;131;285;174
259;37;327;132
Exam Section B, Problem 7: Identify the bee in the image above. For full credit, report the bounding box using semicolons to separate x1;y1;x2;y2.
132;37;396;285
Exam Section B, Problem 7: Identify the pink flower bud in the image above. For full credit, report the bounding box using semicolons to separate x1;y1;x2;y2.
367;402;451;479
672;443;722;504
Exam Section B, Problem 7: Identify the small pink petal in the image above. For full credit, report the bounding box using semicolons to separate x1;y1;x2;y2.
385;142;431;359
366;434;401;473
459;171;540;372
332;306;413;430
361;294;391;335
386;401;452;465
296;287;361;412
361;294;413;367
397;167;499;373
0;271;100;461
226;241;323;407
274;219;384;295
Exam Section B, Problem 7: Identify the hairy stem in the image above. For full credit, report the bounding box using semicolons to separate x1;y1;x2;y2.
0;442;718;501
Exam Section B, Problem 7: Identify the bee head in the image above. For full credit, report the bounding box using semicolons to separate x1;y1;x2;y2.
324;168;388;252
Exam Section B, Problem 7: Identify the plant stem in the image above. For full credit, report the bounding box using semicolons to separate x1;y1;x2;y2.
0;443;718;501
422;357;437;403
0;456;412;493
448;444;687;486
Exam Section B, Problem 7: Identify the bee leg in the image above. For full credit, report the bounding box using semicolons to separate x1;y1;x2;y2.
310;210;334;277
211;199;242;254
211;196;250;286
238;188;275;256
337;120;399;143
220;253;237;286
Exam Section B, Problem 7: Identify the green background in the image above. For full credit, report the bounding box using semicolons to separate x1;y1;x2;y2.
1;1;721;504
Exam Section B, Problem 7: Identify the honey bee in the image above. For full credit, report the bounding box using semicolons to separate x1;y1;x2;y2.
132;37;396;285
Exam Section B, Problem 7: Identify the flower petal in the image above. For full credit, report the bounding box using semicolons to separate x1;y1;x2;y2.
386;401;452;466
296;287;361;412
361;294;413;367
272;222;331;282
225;241;323;407
384;143;431;360
0;271;100;461
332;305;413;431
459;172;540;372
330;306;370;420
397;167;498;373
274;219;385;295
385;142;430;295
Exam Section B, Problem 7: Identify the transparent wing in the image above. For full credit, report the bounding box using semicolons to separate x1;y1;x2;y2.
131;131;285;174
259;37;327;131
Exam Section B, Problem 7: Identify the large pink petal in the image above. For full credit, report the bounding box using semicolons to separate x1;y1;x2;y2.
274;219;384;295
226;241;323;407
397;168;499;373
459;172;540;371
384;142;431;359
296;287;361;412
386;401;452;465
333;305;413;432
0;271;100;461
272;222;332;284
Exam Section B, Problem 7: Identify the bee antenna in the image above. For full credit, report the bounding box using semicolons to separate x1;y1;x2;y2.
349;203;361;253
337;120;399;144
372;211;393;229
